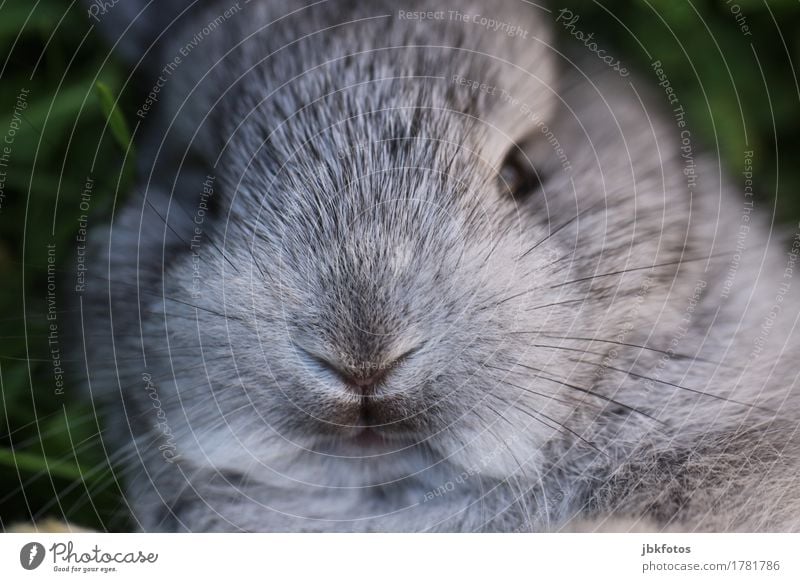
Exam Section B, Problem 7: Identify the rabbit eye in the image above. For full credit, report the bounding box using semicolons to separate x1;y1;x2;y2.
498;149;541;200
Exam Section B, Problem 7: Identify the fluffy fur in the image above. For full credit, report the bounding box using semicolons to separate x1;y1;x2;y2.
80;0;800;531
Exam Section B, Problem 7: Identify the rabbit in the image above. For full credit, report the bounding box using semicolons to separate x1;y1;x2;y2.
79;0;800;532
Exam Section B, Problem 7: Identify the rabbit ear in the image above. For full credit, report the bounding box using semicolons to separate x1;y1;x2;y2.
470;5;559;168
85;0;212;68
481;57;559;170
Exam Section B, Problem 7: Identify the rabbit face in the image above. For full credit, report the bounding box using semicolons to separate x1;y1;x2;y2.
158;123;577;484
88;1;700;527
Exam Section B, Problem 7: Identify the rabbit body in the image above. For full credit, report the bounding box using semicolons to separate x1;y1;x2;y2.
82;0;800;531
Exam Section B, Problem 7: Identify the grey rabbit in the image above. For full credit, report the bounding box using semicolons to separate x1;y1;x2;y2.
79;0;800;531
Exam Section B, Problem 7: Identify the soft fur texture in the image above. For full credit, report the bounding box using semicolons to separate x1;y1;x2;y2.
80;0;800;531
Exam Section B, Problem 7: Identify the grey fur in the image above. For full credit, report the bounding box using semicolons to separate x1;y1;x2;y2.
80;0;800;531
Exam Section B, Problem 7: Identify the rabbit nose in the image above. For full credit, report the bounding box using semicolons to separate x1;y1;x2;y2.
302;353;392;394
304;346;421;394
339;368;391;394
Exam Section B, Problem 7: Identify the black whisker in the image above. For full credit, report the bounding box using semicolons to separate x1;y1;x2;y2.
518;197;608;260
524;299;586;312
520;342;771;413
507;361;662;424
141;194;241;275
483;363;599;410
549;252;733;289
526;331;727;367
603;365;776;414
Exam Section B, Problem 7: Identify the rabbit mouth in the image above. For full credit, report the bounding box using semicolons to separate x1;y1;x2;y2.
335;402;422;449
349;427;388;447
350;401;402;437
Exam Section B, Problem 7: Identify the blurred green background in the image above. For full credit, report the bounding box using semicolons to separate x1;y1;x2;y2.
0;0;798;531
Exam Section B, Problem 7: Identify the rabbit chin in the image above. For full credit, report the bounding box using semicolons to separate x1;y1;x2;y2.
171;406;553;492
173;426;431;487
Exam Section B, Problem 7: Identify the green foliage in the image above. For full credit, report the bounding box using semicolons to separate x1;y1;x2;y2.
94;81;134;155
0;1;134;530
559;0;800;220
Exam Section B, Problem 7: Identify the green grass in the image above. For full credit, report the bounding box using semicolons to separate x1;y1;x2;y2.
0;0;133;530
0;0;798;531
